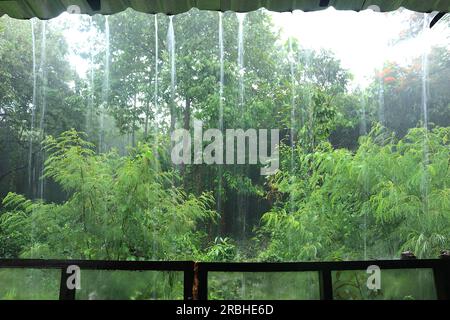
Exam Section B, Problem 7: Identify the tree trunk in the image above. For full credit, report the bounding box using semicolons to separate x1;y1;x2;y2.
132;94;137;147
170;102;176;134
181;97;191;184
183;98;191;131
144;99;150;139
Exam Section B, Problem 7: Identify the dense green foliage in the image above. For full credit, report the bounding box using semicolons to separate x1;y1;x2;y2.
1;130;216;260
0;9;449;299
260;126;450;261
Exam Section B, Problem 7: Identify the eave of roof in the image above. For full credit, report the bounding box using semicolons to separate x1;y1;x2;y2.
0;0;449;20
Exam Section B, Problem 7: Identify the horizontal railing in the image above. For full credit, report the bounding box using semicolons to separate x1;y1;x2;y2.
0;257;448;300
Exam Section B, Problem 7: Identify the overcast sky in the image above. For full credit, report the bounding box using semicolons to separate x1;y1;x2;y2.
271;8;448;87
56;8;449;88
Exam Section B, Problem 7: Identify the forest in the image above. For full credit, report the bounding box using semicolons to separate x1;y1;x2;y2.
0;8;449;299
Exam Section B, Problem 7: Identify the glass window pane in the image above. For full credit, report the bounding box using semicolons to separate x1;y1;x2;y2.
0;269;60;300
332;268;437;300
75;270;183;300
208;272;320;300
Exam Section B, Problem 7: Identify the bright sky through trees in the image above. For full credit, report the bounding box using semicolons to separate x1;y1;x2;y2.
59;8;449;88
272;8;449;87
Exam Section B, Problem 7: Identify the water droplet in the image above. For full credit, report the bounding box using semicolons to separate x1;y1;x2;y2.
67;5;81;14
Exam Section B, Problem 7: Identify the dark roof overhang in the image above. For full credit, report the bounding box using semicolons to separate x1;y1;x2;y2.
0;0;448;21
